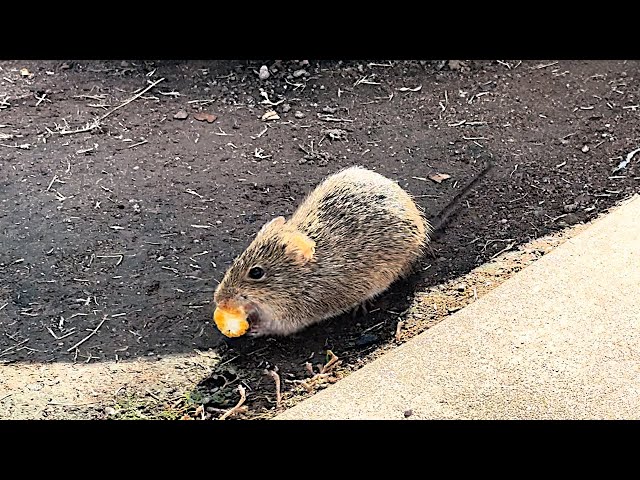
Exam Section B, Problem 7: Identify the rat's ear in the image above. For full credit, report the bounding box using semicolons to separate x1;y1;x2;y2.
283;230;316;264
257;216;286;236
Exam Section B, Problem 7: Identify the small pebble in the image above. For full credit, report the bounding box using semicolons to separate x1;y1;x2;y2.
259;65;270;80
293;69;307;78
294;111;305;119
173;110;188;120
404;409;413;418
105;407;116;416
281;103;291;113
581;145;590;153
455;283;466;292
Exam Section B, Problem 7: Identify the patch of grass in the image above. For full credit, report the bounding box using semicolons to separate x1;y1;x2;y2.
111;393;186;420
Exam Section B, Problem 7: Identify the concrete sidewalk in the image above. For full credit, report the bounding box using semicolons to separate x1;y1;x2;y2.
276;195;640;420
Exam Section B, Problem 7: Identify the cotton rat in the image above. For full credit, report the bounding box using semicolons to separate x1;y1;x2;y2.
213;166;430;337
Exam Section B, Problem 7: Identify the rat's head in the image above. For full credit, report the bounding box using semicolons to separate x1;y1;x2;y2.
213;216;316;338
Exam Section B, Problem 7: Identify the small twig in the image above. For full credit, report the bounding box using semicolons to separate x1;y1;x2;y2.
320;350;340;374
146;389;161;401
218;354;240;368
0;143;31;149
0;302;8;311
255;126;268;138
60;78;165;136
0;339;29;357
535;61;559;69
0;393;12;402
185;188;204;199
265;369;282;408
46;327;60;339
214;127;233;136
47;401;100;407
98;77;165;122
395;320;405;342
66;315;108;352
254;148;272;159
508;193;529;204
613;146;640;173
318;115;354;123
218;385;247;420
361;321;385;334
126;139;148;149
490;242;516;259
35;93;49;106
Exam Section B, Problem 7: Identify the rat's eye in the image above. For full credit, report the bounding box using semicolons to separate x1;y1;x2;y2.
247;266;265;280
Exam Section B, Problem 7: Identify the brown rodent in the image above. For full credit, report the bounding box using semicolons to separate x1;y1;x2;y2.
213;166;430;337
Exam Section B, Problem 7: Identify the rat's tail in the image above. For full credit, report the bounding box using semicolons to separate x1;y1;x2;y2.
429;160;494;240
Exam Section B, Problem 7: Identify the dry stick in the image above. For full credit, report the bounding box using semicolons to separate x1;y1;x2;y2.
66;315;108;352
0;393;13;401
395;320;405;342
127;139;148;149
491;242;516;259
60;78;166;135
535;61;559;69
218;385;247;420
98;77;165;122
0;339;29;357
320;350;340;374
265;369;282;407
46;175;58;192
48;400;100;407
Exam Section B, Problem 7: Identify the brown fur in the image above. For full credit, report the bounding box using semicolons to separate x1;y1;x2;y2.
213;166;431;336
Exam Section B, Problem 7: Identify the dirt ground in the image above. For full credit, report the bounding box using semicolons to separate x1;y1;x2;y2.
1;60;639;420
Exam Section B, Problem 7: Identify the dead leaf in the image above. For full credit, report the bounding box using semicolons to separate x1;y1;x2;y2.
20;68;32;77
173;110;188;120
397;85;423;92
193;112;218;123
261;110;280;121
429;173;451;184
